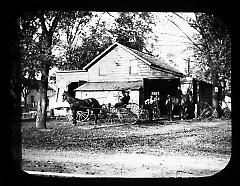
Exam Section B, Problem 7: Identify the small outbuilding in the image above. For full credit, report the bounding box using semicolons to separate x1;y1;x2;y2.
56;42;184;110
55;42;217;117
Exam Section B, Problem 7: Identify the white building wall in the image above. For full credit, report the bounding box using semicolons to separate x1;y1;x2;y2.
23;89;56;109
87;46;151;82
55;70;88;105
75;90;139;106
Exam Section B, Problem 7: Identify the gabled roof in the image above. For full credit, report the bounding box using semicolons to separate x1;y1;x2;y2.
83;42;184;77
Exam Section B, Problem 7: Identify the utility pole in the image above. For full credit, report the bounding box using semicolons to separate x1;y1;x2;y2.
183;58;191;76
187;58;190;76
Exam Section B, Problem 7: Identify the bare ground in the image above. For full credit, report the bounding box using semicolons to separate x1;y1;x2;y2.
21;119;231;178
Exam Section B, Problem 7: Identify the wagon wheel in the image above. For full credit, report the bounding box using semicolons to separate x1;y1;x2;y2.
138;106;161;121
99;104;116;124
222;107;231;119
76;109;90;122
200;106;215;120
196;102;214;120
152;107;161;120
118;103;139;124
196;102;211;119
127;103;140;115
138;108;149;121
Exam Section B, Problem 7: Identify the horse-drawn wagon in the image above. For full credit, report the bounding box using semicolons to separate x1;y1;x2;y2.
62;91;144;125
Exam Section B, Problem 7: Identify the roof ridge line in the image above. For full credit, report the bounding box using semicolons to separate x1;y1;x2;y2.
83;42;118;70
115;42;152;66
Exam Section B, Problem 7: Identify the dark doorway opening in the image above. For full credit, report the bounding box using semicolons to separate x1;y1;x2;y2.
68;81;86;97
143;78;181;115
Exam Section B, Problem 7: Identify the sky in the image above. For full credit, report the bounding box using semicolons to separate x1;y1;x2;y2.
94;12;197;73
146;12;197;73
51;12;198;75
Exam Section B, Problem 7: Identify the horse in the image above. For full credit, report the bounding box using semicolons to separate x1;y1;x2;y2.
165;95;187;121
165;93;194;121
182;94;195;119
62;91;101;125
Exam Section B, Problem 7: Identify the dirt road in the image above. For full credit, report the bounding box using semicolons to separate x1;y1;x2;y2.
21;119;231;177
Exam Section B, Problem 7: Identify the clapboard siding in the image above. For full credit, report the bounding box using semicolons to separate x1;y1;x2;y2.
55;70;88;103
87;46;151;82
148;67;177;78
76;90;140;105
56;71;88;88
54;43;184;107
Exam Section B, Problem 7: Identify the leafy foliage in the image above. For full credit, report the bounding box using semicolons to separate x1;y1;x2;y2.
56;12;155;70
57;18;113;70
17;11;155;128
189;13;231;85
110;12;154;52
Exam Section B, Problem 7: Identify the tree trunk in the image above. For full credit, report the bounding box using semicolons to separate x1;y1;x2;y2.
36;65;49;129
212;68;221;118
35;11;61;129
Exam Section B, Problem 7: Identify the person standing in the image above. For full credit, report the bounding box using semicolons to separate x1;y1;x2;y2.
144;95;156;121
176;86;183;119
166;95;173;121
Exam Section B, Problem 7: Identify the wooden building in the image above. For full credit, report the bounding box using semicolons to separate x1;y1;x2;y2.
55;42;184;112
21;79;56;110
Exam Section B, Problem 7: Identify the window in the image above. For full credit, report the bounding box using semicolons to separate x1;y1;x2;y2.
152;92;160;96
129;60;138;74
99;67;107;76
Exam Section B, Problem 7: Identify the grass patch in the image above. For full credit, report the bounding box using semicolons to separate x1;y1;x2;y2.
21;120;232;156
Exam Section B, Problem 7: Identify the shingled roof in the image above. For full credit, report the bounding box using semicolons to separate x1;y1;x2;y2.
126;47;183;75
75;80;143;91
83;42;184;77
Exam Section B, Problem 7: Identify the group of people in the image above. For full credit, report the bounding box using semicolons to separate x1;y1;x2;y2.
114;86;195;121
165;86;195;120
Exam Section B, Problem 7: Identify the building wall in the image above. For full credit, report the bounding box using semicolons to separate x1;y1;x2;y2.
87;46;179;82
55;70;88;103
149;67;178;78
87;46;151;82
23;89;56;109
76;90;140;106
56;70;88;88
55;45;180;107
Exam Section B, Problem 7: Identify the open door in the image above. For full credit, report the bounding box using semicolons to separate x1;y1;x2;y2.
143;78;181;115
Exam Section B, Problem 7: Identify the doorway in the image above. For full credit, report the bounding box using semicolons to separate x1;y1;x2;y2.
143;78;181;115
68;81;86;97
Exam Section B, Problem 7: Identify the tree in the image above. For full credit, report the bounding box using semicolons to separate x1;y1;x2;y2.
169;13;231;118
190;13;231;117
18;11;61;128
35;11;62;129
18;11;156;128
56;12;155;71
57;14;113;70
18;11;95;128
57;11;93;69
18;12;40;108
110;12;155;52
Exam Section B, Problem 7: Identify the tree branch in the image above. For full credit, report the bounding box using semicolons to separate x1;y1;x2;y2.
172;13;201;34
166;17;204;53
49;11;61;35
38;11;49;37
